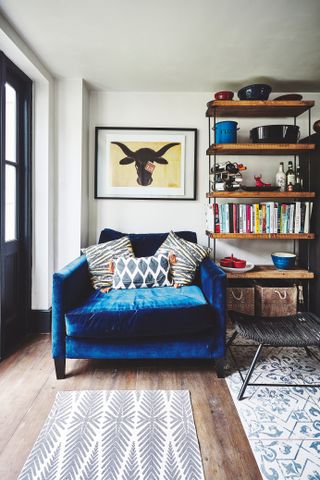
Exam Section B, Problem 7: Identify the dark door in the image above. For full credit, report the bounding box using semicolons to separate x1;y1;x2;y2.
0;52;32;359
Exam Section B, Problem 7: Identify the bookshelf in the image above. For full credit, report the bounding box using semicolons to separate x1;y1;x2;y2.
206;100;316;282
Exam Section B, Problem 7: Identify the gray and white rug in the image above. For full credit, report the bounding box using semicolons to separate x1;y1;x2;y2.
226;340;320;480
18;390;205;480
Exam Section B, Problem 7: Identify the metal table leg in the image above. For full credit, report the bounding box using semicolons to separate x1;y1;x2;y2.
238;343;264;401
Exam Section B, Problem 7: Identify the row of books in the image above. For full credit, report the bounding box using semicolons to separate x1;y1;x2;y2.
206;202;313;234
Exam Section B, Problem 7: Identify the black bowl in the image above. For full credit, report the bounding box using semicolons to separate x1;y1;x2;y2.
238;84;272;100
250;124;300;143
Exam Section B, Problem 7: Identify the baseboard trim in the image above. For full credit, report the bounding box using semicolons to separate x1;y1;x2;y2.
30;309;52;333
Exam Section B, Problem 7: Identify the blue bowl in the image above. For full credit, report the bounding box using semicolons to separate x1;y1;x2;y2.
271;252;296;270
238;83;272;100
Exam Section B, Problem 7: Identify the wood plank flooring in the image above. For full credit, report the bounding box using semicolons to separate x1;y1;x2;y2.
0;334;262;480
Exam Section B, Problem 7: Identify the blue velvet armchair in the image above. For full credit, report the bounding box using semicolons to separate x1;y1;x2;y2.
52;229;227;379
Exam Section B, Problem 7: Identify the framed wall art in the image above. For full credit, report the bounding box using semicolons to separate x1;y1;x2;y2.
95;127;197;200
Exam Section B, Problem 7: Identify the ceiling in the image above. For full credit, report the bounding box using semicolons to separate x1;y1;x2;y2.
1;0;320;92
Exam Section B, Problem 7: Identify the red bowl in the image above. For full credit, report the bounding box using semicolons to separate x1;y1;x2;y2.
214;91;234;101
233;259;247;268
220;258;234;267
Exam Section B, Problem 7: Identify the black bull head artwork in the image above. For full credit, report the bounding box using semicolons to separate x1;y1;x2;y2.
112;141;179;186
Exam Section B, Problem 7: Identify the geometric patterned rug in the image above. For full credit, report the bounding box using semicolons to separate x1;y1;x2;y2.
18;390;205;480
226;340;320;480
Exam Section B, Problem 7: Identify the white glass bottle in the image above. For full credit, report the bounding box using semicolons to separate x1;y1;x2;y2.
276;162;286;192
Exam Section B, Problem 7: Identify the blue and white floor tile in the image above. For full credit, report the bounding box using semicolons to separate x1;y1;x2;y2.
225;340;320;480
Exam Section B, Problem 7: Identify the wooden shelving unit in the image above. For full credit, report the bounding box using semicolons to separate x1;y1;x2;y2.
206;231;315;240
207;191;316;199
206;100;315;118
206;99;316;286
223;265;314;280
206;143;315;156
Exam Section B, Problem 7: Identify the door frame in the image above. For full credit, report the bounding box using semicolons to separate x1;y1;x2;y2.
0;51;32;357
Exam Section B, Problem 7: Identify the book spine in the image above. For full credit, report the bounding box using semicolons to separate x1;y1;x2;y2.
246;204;251;233
261;203;267;233
300;202;306;233
255;204;259;233
289;204;295;234
214;203;220;233
304;202;310;233
239;205;243;234
294;201;301;233
219;204;223;233
229;203;234;233
225;204;230;233
233;204;237;233
236;204;240;233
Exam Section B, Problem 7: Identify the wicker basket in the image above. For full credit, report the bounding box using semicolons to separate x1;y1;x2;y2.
255;284;297;317
227;287;255;315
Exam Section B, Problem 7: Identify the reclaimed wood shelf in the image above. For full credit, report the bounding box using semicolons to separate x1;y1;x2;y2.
223;265;315;279
206;100;315;118
206;143;315;155
206;191;316;199
206;230;315;240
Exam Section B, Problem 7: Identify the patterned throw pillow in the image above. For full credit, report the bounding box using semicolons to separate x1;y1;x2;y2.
82;236;134;290
112;254;172;290
156;231;208;286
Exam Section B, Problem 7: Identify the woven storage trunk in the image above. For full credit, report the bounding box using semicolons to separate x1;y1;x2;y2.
255;285;297;317
227;287;255;315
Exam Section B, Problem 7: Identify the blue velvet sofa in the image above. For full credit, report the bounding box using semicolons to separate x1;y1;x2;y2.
52;229;227;379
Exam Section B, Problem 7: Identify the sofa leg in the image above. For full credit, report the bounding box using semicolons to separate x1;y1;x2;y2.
54;358;66;379
215;357;225;378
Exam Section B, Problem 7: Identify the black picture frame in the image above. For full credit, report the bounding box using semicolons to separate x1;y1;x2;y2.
95;127;197;200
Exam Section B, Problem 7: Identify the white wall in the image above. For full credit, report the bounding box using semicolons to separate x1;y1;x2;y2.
88;91;320;265
55;78;89;270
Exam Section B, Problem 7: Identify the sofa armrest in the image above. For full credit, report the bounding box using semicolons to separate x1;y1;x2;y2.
199;257;227;338
52;255;90;358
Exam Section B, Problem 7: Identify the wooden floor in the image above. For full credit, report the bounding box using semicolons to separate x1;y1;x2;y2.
0;334;261;480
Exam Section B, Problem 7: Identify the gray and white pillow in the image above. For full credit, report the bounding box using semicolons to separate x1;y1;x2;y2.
156;231;208;286
112;254;172;290
82;236;134;290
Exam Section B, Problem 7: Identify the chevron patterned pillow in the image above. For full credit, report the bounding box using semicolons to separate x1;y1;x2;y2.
112;254;172;289
82;236;134;290
156;231;209;286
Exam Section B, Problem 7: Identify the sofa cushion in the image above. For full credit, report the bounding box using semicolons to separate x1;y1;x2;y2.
113;254;172;289
98;228;197;257
156;231;208;286
65;285;213;339
82;236;134;290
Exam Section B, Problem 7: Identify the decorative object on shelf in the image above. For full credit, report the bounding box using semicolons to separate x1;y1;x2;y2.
95;127;197;200
241;185;280;192
253;174;271;188
214;90;234;100
250;124;300;143
285;160;296;189
219;262;255;273
273;93;303;101
275;161;286;191
313;119;320;133
214;120;238;144
220;254;247;268
271;252;296;270
294;165;303;191
210;161;246;192
237;83;272;101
